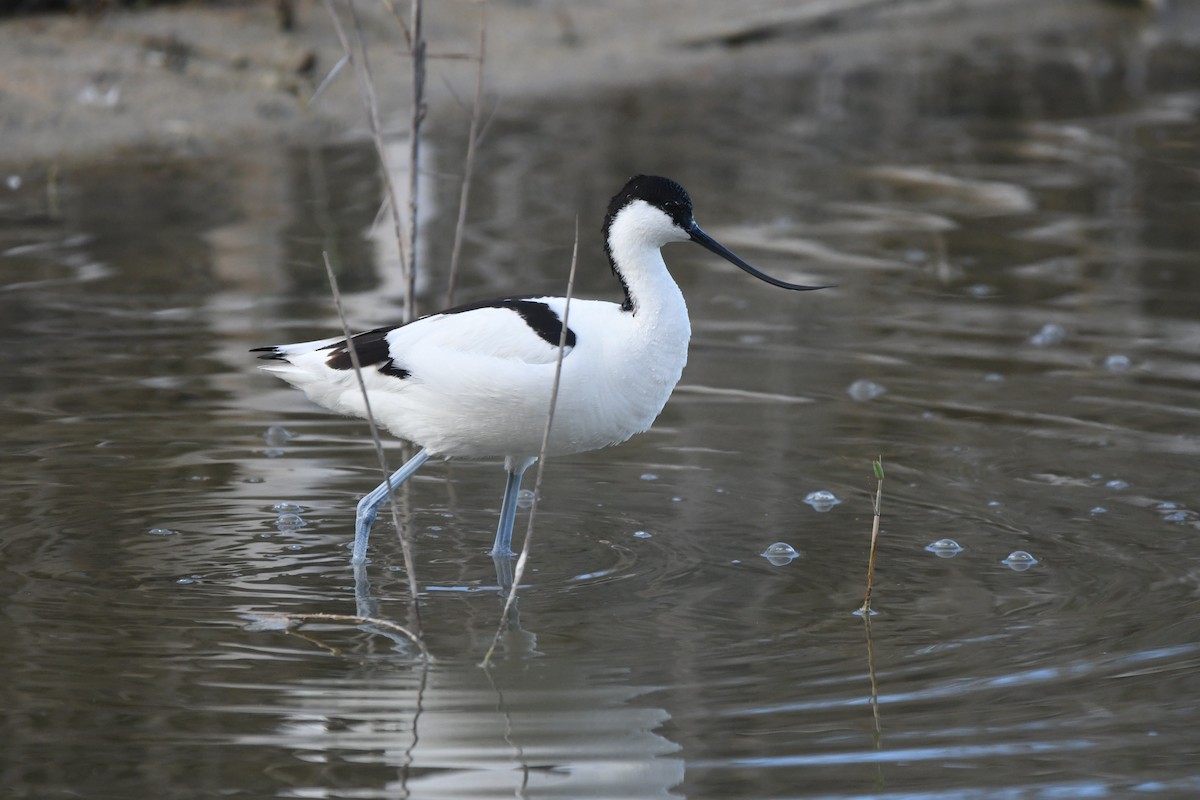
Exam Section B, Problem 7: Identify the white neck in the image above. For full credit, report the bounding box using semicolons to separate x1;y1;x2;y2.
606;201;691;323
606;217;692;404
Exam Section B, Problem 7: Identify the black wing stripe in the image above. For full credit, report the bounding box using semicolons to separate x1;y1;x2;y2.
320;326;410;379
442;297;577;348
252;296;574;377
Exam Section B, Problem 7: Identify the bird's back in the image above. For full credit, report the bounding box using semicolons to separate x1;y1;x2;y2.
255;294;689;460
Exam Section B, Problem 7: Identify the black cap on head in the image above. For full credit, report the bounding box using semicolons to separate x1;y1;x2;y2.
601;175;693;312
604;175;693;233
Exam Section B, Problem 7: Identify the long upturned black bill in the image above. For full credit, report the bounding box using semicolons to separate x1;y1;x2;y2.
688;223;828;291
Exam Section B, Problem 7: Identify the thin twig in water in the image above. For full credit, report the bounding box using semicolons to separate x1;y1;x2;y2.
324;253;429;658
321;0;413;320
859;456;884;616
481;219;579;667
258;611;424;650
445;3;487;308
862;608;883;747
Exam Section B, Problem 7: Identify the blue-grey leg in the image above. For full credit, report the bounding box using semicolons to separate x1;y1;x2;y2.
353;559;418;653
351;448;431;564
491;552;515;589
491;456;537;558
353;559;378;619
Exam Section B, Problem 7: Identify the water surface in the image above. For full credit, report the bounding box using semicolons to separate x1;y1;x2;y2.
3;9;1200;799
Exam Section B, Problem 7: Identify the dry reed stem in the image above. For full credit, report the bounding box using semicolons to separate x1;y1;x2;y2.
321;0;414;321
405;0;426;322
859;456;884;616
481;219;579;667
859;457;885;745
309;52;349;106
445;3;487;307
323;253;429;658
376;0;413;47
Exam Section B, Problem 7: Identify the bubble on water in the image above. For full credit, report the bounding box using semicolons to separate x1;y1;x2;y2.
1154;503;1191;522
1105;479;1129;490
632;530;653;539
1090;506;1107;515
275;513;305;529
263;425;295;448
761;542;799;565
982;372;1006;383
640;473;658;481
1002;551;1038;571
1029;323;1066;347
271;502;305;514
147;527;177;536
987;500;1002;507
517;489;536;507
804;490;841;512
175;575;200;585
188;475;210;482
1103;353;1132;373
671;496;683;503
925;538;963;557
847;379;887;402
285;544;303;552
244;476;264;484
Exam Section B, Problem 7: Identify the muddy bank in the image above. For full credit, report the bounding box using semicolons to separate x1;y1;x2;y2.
0;0;1172;165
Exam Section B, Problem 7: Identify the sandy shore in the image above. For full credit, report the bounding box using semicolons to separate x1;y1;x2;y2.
0;0;1164;165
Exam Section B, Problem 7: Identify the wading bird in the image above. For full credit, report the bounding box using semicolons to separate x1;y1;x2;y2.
253;175;824;563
